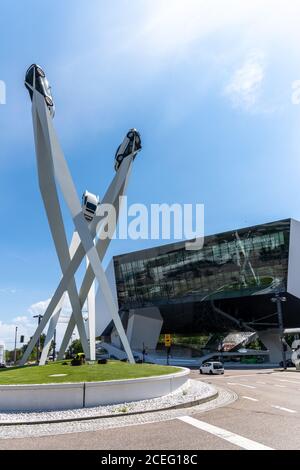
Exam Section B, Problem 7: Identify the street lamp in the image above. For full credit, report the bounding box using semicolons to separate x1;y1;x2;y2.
271;293;287;369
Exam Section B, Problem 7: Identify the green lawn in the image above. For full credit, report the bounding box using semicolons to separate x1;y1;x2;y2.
0;361;180;385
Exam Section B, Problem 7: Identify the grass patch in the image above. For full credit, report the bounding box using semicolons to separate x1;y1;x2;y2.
0;360;180;385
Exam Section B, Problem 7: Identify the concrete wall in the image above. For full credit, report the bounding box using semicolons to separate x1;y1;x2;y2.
95;258;118;337
0;382;83;412
85;368;189;407
259;329;291;363
126;307;163;350
0;367;189;412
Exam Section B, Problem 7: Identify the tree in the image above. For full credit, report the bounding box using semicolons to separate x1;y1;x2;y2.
4;333;49;364
19;333;46;362
5;348;23;363
67;339;83;358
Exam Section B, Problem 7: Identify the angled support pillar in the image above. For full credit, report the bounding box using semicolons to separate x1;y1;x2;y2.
39;308;61;365
39;231;80;364
86;256;96;361
58;170;130;358
20;96;90;366
38;92;134;363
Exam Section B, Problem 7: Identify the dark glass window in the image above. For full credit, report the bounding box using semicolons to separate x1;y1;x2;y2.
86;202;97;212
114;220;290;309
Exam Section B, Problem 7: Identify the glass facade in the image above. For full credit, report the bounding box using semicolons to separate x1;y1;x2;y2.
114;220;290;310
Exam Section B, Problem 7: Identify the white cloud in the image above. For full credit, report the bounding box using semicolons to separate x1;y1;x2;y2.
13;316;29;323
0;288;17;294
224;51;265;111
0;296;83;351
27;298;51;317
0;316;35;348
26;296;83;344
48;0;300;133
2;0;300;151
0;321;17;345
28;296;87;317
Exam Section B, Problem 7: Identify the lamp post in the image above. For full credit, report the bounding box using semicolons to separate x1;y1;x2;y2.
271;293;287;369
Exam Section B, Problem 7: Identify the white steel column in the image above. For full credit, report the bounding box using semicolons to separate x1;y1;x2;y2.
39;231;80;364
20;96;89;365
58;174;130;358
86;256;96;361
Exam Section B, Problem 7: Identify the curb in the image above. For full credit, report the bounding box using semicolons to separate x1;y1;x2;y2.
0;387;218;427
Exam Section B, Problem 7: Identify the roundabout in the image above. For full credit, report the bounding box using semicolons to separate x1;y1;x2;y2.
2;369;300;450
0;362;190;412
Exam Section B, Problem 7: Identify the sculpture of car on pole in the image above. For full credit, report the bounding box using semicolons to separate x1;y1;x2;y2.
21;64;142;365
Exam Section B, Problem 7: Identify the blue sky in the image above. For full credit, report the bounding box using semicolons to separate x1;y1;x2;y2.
1;0;300;347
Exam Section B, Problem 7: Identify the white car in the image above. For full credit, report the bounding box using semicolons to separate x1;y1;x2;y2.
82;190;99;222
199;361;224;375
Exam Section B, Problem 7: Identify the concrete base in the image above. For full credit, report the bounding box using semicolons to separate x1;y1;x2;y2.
259;329;291;363
110;306;163;352
0;379;221;426
0;368;189;412
126;307;163;350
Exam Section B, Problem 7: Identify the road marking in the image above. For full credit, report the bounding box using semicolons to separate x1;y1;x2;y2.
278;379;300;385
227;382;256;389
178;416;273;450
274;384;286;388
271;405;297;414
256;381;266;385
222;374;254;378
242;396;259;402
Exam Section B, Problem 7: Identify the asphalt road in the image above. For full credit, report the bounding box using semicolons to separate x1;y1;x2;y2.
1;369;300;450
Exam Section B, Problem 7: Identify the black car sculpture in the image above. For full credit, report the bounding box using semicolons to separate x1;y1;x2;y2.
25;64;55;117
114;129;142;171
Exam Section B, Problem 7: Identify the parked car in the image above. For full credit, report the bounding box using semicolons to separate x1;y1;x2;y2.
0;363;7;369
199;361;224;375
25;64;55;117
